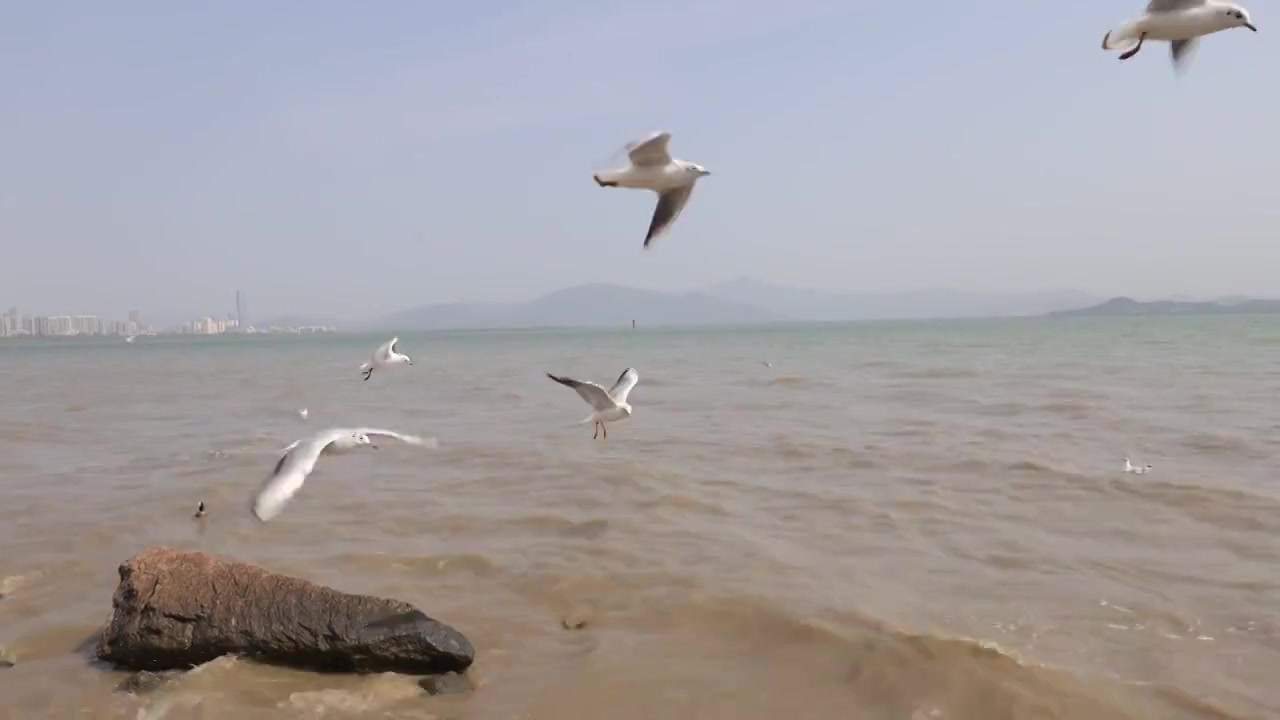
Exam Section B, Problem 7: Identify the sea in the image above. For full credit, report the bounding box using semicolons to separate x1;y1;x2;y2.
0;316;1277;720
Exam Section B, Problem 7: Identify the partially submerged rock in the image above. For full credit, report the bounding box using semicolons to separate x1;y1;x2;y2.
419;672;473;696
96;547;474;674
116;670;182;695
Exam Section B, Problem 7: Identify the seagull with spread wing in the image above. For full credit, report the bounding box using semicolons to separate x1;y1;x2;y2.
593;131;710;248
546;367;640;440
251;427;437;522
360;336;412;381
1102;0;1256;70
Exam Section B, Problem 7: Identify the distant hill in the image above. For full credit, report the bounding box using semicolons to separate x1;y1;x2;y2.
1047;296;1280;318
369;283;779;331
367;280;1116;331
703;278;1101;321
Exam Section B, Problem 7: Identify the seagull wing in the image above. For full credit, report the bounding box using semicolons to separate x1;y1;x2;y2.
253;428;346;522
1146;0;1203;12
1170;37;1198;69
351;427;439;448
372;336;397;363
546;373;616;411
607;367;639;404
626;131;673;168
644;184;696;248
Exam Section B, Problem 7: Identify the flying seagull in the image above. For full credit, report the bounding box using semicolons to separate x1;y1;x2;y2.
251;427;437;522
593;131;710;248
546;367;639;440
1102;0;1256;70
360;336;412;381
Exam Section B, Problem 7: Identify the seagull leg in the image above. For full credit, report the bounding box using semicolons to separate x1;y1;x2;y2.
602;423;608;439
1119;33;1145;60
363;369;372;381
593;175;618;188
592;422;599;440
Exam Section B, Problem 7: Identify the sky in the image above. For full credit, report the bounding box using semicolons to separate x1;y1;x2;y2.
2;0;1279;324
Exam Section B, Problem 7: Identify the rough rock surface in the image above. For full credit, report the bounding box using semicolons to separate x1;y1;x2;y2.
96;547;474;674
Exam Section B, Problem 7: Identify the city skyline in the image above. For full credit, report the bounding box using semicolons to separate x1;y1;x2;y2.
0;289;335;337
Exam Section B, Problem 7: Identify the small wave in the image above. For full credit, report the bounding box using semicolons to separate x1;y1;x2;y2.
1178;432;1254;457
329;551;500;577
894;367;981;380
638;494;729;517
1006;460;1055;474
768;376;832;389
286;674;423;714
771;438;880;469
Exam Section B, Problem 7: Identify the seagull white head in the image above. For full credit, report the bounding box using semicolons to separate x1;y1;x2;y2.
1223;3;1258;32
684;161;711;177
352;431;378;450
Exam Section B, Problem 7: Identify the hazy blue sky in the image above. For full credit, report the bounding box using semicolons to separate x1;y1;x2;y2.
2;0;1277;322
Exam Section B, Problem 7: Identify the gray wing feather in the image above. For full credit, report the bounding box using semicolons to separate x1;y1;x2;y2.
607;368;639;404
1170;38;1198;69
372;336;397;363
1147;0;1203;13
252;431;341;522
627;131;673;167
352;427;437;448
547;373;615;411
644;184;695;247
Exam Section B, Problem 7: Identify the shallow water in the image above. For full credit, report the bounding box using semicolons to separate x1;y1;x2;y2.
1;317;1278;719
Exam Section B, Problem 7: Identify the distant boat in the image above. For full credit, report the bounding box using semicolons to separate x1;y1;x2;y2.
124;335;136;344
631;319;636;329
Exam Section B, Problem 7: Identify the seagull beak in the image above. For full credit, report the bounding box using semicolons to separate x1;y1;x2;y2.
1245;21;1257;31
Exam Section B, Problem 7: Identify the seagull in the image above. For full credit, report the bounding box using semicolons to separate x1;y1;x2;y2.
298;408;309;420
360;336;412;381
593;131;710;248
1103;0;1256;70
193;501;206;519
546;367;639;440
1124;457;1153;474
251;427;437;522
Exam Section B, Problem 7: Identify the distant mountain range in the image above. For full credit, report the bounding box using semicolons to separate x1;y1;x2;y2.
362;279;1110;331
1047;296;1280;318
703;279;1102;322
370;283;780;330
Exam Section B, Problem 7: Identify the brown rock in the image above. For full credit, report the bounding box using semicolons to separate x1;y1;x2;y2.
96;547;474;674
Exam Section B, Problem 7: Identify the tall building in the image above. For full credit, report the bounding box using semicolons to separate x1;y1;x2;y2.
235;291;247;331
128;310;140;325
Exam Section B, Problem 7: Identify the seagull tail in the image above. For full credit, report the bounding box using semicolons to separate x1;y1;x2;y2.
1102;22;1141;51
576;415;595;426
359;362;371;371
